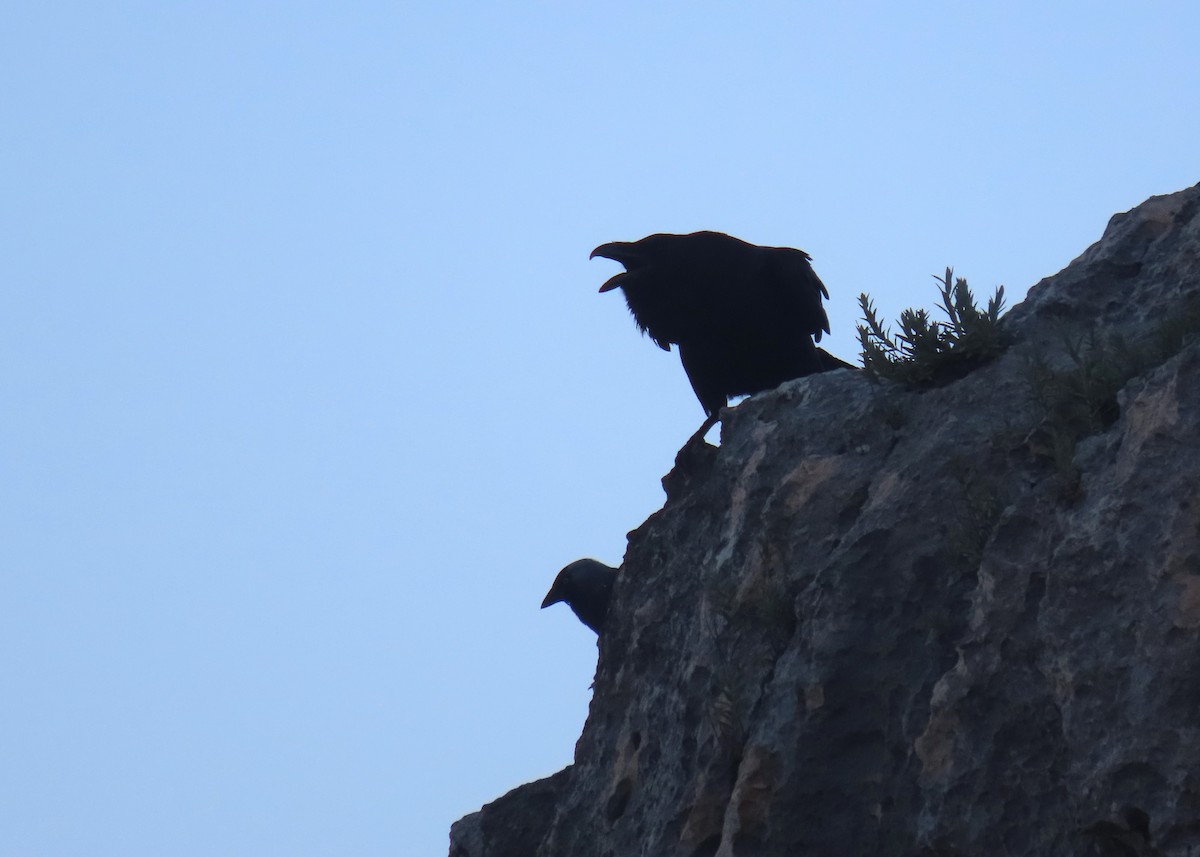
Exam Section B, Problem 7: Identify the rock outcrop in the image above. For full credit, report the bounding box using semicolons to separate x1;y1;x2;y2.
451;184;1200;857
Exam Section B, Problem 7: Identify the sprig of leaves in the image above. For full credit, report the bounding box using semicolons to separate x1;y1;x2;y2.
858;268;1009;386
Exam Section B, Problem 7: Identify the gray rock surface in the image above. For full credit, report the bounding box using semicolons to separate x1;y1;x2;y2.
450;183;1200;857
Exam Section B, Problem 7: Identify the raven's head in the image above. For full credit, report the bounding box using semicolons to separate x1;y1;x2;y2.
590;241;644;293
540;558;618;634
590;237;683;350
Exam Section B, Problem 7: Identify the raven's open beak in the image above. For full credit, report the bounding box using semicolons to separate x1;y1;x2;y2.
590;242;638;292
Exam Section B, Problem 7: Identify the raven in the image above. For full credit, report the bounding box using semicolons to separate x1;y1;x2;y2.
540;559;617;634
592;231;840;421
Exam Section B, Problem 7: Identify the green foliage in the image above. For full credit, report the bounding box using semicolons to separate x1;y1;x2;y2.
945;456;1003;570
1025;298;1200;493
1024;334;1124;497
858;269;1009;386
1027;332;1130;438
1150;293;1200;360
706;676;742;749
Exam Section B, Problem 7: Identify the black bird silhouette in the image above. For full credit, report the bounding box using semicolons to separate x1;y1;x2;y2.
540;559;617;634
592;231;843;426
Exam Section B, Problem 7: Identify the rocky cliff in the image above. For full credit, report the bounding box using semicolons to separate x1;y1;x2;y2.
450;184;1200;857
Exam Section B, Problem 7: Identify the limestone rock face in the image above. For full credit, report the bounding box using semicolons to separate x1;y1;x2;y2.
450;184;1200;857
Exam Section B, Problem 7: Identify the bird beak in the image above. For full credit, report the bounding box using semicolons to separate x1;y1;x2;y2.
597;273;627;293
540;589;563;609
591;243;639;293
589;241;628;262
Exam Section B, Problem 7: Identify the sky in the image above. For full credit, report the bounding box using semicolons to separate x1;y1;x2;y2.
2;3;1197;855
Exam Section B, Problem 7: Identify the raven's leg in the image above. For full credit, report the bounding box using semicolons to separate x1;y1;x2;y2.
682;412;719;450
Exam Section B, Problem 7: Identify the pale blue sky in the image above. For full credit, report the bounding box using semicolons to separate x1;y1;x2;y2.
2;3;1197;856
